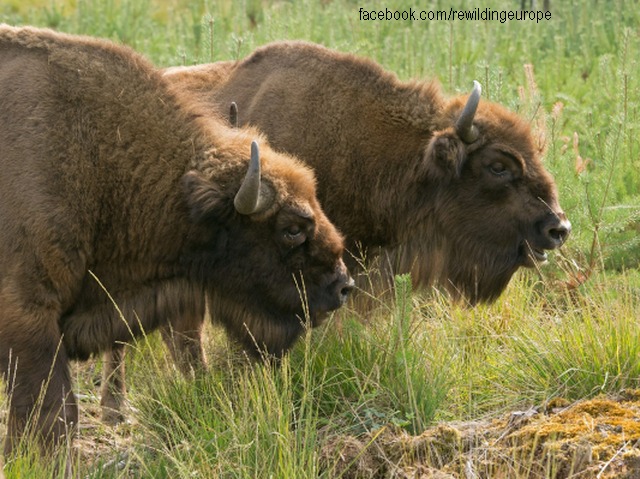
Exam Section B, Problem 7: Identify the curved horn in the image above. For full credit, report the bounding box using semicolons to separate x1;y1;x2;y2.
229;102;238;128
234;141;274;215
455;80;482;143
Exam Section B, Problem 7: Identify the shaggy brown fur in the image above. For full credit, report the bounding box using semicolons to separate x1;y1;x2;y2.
0;27;352;468
163;40;570;304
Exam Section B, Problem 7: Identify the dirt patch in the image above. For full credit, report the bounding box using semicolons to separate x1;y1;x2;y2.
320;392;640;478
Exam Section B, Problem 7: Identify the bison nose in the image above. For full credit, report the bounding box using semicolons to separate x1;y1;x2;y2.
338;277;355;305
544;218;572;248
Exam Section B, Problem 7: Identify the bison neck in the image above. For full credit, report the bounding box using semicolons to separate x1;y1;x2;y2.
0;30;236;298
44;37;220;262
0;31;241;359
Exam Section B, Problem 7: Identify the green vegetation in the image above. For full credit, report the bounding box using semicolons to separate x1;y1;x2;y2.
1;0;639;477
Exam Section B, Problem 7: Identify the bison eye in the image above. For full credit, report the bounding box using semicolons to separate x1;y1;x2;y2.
282;224;306;247
489;162;507;176
285;225;301;238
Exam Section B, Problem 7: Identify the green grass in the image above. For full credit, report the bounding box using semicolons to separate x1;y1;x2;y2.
1;0;640;477
65;269;639;478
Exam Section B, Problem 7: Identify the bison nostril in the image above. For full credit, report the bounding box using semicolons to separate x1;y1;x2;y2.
545;220;572;247
340;279;355;301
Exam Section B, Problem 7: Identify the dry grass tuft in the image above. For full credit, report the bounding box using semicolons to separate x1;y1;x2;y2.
316;394;640;479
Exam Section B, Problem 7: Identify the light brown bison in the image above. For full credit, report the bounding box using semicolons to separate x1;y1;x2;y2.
0;26;352;468
163;40;571;303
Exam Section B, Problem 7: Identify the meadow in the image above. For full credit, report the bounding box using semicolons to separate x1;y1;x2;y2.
0;0;639;477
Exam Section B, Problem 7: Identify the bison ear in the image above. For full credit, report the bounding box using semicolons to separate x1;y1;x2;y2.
182;171;227;222
423;132;467;181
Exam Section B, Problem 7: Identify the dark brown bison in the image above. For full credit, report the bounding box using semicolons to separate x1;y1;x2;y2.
0;26;352;468
163;40;571;303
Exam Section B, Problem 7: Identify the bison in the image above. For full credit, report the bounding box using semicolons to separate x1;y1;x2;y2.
99;40;574;426
163;40;571;303
0;26;352;468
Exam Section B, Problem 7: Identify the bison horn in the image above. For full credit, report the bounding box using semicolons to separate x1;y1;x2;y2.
234;141;274;215
455;81;482;143
229;102;238;128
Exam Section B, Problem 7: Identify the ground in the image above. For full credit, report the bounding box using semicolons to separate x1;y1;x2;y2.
66;362;640;479
318;392;640;479
3;351;640;478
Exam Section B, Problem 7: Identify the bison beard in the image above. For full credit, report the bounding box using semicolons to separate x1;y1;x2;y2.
0;26;352;471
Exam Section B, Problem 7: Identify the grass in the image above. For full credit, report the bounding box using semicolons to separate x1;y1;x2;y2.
59;270;638;478
1;0;639;477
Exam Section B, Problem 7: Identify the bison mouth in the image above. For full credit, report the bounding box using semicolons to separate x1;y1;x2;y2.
307;274;354;327
519;242;548;267
310;309;331;328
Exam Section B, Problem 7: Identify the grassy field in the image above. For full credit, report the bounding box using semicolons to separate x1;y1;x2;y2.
1;0;640;477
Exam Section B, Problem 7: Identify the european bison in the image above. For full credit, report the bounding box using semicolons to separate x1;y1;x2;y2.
101;42;574;425
0;26;352;468
163;40;571;303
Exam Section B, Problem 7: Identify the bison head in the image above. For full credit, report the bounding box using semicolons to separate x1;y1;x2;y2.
420;82;570;303
182;139;353;356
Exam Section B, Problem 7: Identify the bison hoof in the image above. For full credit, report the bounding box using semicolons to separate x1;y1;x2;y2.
101;407;126;426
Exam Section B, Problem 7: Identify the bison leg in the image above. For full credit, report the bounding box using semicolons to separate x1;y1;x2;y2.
99;301;206;425
99;322;206;426
100;345;126;425
160;310;207;376
0;292;77;472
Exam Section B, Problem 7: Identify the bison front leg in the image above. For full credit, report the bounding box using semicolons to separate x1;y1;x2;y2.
100;345;126;425
160;310;207;376
99;304;206;425
0;292;77;474
99;324;206;426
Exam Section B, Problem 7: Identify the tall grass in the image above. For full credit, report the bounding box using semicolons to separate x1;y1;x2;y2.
70;270;640;478
0;0;639;477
